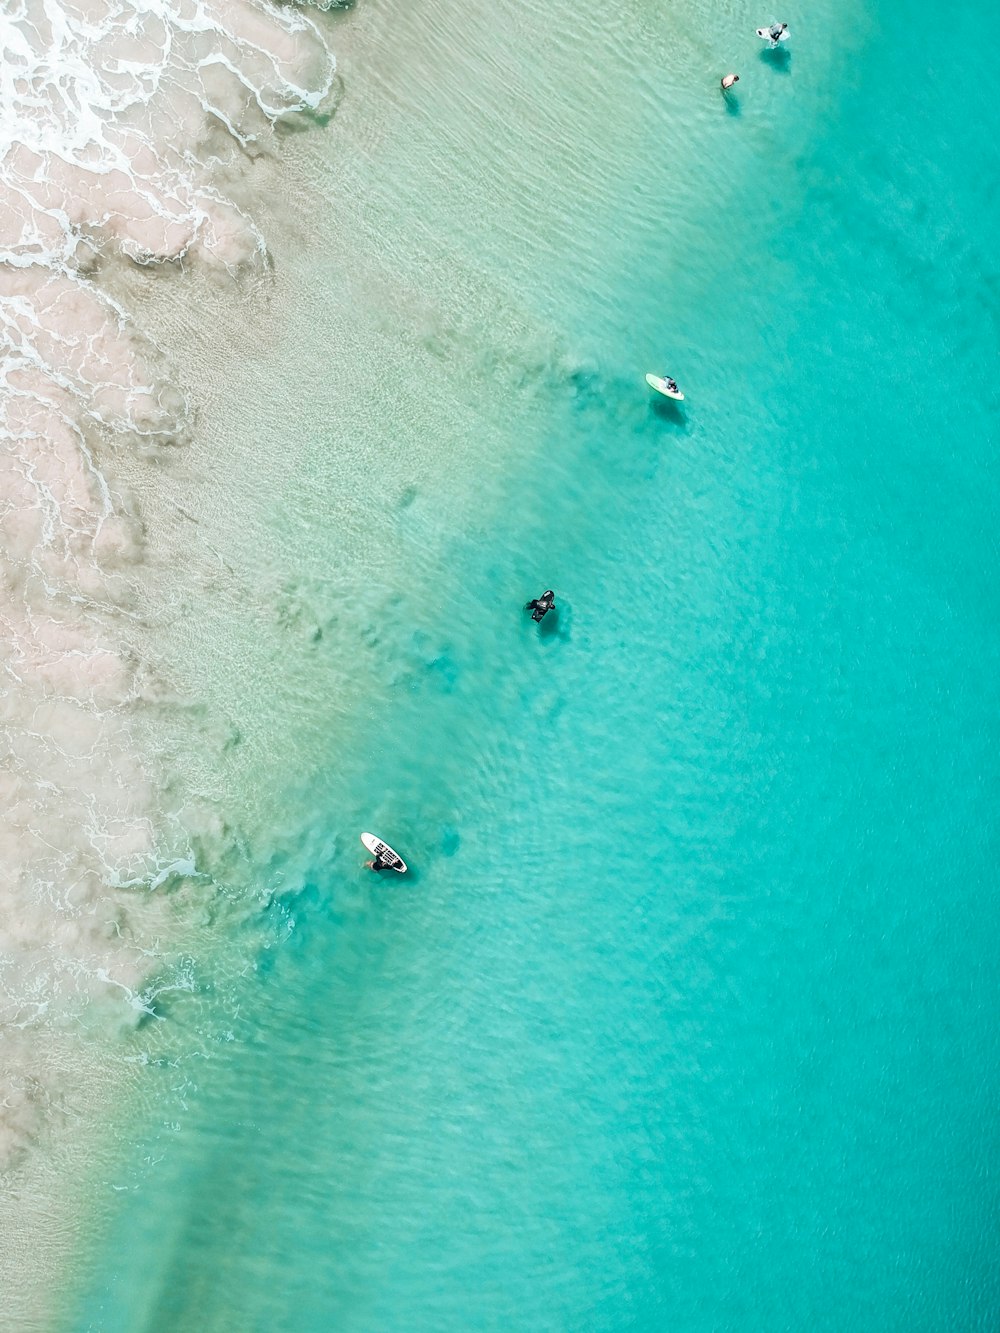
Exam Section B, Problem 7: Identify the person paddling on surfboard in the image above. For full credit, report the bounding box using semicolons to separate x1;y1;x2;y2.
525;589;555;622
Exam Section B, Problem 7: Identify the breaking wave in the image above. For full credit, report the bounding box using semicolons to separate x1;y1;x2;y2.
0;0;337;1167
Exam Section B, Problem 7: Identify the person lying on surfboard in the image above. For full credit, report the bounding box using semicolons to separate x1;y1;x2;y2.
525;590;556;622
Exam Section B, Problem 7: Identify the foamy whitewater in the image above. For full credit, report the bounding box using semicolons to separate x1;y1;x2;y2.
0;0;337;1168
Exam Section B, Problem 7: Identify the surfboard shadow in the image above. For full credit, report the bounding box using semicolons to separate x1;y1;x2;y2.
524;603;570;644
649;396;687;428
537;607;563;642
760;47;792;74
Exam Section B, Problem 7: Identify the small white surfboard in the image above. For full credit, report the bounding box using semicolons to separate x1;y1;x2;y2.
360;831;408;873
756;25;790;43
645;373;685;401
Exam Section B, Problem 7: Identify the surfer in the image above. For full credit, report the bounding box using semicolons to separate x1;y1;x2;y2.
756;22;788;45
665;378;680;395
360;832;407;874
366;851;403;872
525;590;556;622
721;73;740;91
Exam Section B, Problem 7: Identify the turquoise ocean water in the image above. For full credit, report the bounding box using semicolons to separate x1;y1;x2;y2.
66;0;998;1329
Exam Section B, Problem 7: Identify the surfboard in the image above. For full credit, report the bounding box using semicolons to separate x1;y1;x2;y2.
756;26;790;42
645;373;685;401
360;831;408;873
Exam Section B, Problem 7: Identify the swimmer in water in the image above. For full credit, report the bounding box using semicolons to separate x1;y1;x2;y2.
721;73;740;91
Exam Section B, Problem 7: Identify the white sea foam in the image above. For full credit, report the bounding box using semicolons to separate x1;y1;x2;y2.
0;0;337;1168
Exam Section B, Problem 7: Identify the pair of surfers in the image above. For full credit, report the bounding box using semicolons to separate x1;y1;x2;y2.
721;22;790;90
365;589;557;873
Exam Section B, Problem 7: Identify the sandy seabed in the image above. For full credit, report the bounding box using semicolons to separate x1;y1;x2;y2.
0;0;340;1316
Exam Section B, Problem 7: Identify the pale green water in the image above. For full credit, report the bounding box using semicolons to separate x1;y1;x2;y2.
62;0;1000;1328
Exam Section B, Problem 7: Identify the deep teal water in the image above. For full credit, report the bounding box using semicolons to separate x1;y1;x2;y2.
70;1;999;1329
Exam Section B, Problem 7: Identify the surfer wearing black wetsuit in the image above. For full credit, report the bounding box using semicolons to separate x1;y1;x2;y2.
525;590;556;622
366;851;400;872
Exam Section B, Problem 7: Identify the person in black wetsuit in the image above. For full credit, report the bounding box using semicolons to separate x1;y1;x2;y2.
366;850;404;872
525;589;556;622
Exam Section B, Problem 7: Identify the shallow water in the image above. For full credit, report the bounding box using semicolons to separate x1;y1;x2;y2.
11;0;1000;1327
0;0;341;1205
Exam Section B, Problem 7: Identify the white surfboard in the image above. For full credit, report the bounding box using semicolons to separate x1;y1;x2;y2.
645;373;685;401
360;831;408;873
756;25;790;43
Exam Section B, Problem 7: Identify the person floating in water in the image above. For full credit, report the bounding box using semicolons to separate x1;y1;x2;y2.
525;589;556;622
721;72;740;91
366;850;404;872
756;22;789;46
